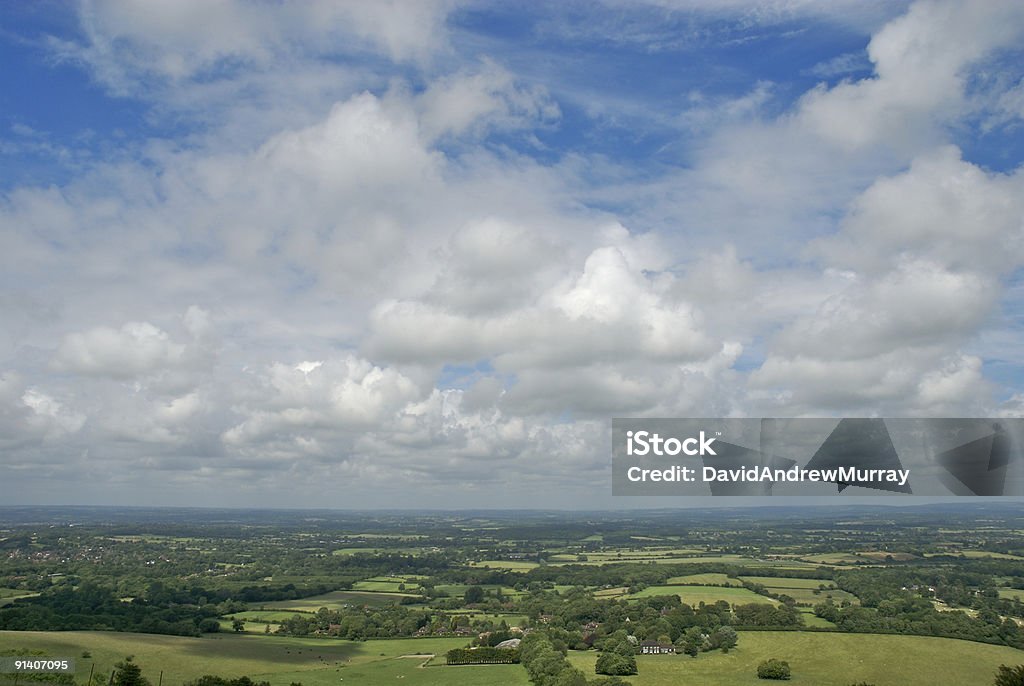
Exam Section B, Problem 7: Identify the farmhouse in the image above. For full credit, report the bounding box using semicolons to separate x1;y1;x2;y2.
639;640;675;654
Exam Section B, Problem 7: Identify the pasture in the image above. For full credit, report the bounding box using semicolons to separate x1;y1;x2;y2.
467;560;539;571
350;576;424;593
260;589;416;612
566;631;1024;686
998;588;1024;602
629;585;778;606
0;631;515;686
432;583;523;599
665;573;742;586
739;576;858;605
0;588;38;607
738;576;833;589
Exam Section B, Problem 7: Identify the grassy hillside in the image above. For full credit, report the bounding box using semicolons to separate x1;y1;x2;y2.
5;629;1020;686
567;631;1024;686
0;631;527;686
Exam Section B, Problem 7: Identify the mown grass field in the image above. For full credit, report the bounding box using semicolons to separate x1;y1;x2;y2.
0;632;516;686
433;583;524;599
331;547;434;556
738;576;834;589
227;610;309;622
440;610;529;626
629;585;778;606
4;627;1024;686
798;609;837;627
544;553;816;569
959;551;1024;560
350;577;423;593
769;587;858;605
0;587;38;607
999;588;1024;602
566;631;1024;686
797;552;870;563
260;590;415;611
666;573;742;586
737;576;857;605
466;560;539;571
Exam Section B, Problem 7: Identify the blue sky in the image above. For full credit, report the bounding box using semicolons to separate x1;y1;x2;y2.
1;0;1024;508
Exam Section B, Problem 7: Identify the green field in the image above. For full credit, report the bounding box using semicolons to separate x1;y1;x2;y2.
767;587;858;605
960;551;1024;560
738;577;834;589
798;609;837;628
546;553;814;568
998;588;1024;602
629;585;778;606
0;632;519;686
737;576;857;605
15;629;1019;686
331;547;388;555
216;618;281;633
0;588;38;607
261;590;415;611
227;610;302;622
351;578;423;593
440;610;529;626
565;631;1024;686
666;573;743;586
798;552;873;565
433;584;523;599
331;547;435;556
467;560;539;571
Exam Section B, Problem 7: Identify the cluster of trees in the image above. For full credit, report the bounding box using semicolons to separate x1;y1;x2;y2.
276;605;430;639
594;639;636;676
516;588;798;652
520;631;592;686
142;581;332;606
814;596;1023;649
733;603;802;628
0;523;453;604
675;625;738;657
518;632;632;686
756;658;791;680
0;584;219;637
835;567;1024;622
994;664;1024;686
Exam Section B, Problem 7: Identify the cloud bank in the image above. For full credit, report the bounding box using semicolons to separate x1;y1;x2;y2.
2;0;1023;507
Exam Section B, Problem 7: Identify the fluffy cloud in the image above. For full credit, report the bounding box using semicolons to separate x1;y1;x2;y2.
751;146;1024;414
52;307;214;381
53;322;187;378
797;0;1024;151
816;146;1024;273
0;372;85;450
367;238;723;375
750;349;989;414
223;356;423;450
